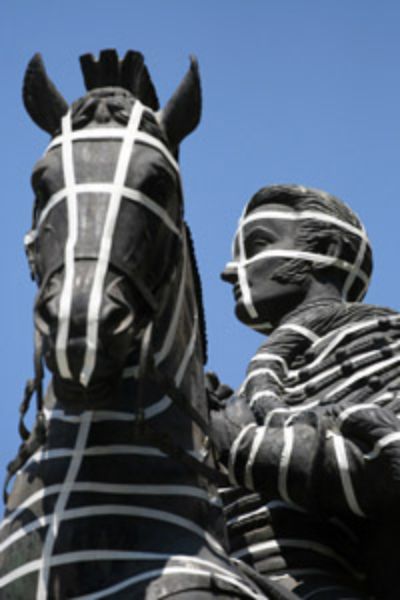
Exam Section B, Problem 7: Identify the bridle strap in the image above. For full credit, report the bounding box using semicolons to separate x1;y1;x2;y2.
34;254;160;323
135;321;229;487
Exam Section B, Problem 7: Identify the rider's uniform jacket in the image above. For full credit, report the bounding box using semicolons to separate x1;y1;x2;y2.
216;299;400;599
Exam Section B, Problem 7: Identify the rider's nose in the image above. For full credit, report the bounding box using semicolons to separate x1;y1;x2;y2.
220;264;237;284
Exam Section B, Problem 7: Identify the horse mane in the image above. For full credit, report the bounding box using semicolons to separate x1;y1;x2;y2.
184;222;208;364
80;49;159;110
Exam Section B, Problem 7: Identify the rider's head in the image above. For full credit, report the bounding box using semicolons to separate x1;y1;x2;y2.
221;184;373;333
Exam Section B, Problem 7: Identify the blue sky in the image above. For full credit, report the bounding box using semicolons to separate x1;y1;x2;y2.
2;1;400;502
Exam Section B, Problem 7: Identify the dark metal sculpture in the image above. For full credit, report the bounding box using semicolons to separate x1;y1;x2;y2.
212;184;400;600
0;50;272;599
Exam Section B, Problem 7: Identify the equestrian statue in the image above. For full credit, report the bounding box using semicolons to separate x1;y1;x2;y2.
2;49;400;600
0;49;273;600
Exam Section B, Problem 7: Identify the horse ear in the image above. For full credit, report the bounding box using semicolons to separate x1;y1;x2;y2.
159;56;201;149
23;53;69;134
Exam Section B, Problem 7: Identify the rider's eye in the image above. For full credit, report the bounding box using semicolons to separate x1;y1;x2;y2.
252;238;268;250
246;233;275;257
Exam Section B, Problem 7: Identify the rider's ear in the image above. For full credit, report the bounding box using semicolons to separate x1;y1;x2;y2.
312;233;344;271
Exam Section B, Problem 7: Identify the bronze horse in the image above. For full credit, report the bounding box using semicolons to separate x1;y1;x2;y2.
0;50;271;600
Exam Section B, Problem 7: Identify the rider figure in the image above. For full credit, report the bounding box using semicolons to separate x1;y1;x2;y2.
211;184;400;599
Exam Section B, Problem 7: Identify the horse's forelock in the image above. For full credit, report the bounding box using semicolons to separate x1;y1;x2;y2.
66;91;170;149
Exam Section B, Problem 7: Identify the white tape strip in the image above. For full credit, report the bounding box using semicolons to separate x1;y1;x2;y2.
279;323;320;343
0;482;215;546
237;209;258;318
337;403;378;427
272;346;400;406
54;113;78;379
283;336;400;397
373;391;397;404
46;314;197;425
343;225;368;300
44;407;137;423
46;123;179;174
36;411;92;599
225;499;306;528
154;233;188;365
129;309;199;418
80;102;144;386
228;208;370;306
1;497;224;557
66;504;224;552
135;131;179;173
278;424;295;504
250;351;288;370
330;431;366;518
226;504;270;527
46;128;128;151
175;312;198;383
327;353;400;400
249;389;280;408
310;314;400;369
12;444;169;495
262;400;320;426
46;397;172;423
36;185;181;237
244;425;267;490
228;423;257;486
225;200;371;333
35;187;67;228
226;250;369;288
111;227;187;382
364;431;400;460
238;209;368;241
240;367;283;396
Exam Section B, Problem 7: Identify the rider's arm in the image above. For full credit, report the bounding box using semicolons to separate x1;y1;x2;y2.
212;393;400;519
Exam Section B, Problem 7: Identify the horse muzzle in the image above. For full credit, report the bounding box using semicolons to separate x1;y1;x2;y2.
35;262;142;395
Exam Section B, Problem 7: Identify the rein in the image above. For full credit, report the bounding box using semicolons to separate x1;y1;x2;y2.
135;319;229;487
3;330;46;503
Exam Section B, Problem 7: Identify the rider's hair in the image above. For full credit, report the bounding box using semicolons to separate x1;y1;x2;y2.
245;184;373;301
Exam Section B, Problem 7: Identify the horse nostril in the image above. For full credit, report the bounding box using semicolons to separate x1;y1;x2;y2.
102;301;124;330
101;298;134;338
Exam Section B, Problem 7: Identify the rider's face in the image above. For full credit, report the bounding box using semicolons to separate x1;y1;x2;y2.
221;204;309;331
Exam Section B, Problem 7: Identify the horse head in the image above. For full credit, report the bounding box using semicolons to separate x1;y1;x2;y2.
23;50;201;405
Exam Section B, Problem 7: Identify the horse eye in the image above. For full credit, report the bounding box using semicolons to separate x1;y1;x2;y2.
142;173;173;201
32;176;52;209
